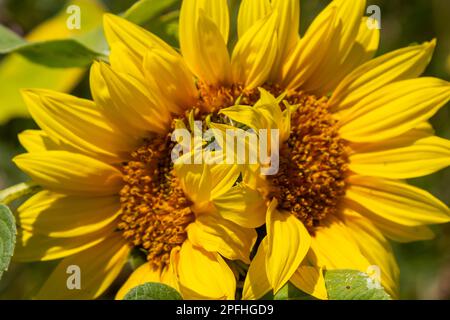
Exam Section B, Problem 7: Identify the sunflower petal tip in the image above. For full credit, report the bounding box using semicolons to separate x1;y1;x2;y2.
94;60;114;77
103;13;117;25
20;88;33;99
12;153;27;166
96;59;108;70
257;87;270;95
20;88;39;96
20;88;47;105
424;39;437;54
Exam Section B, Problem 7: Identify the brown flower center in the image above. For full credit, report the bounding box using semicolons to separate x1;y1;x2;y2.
195;82;285;113
118;136;195;269
267;93;348;233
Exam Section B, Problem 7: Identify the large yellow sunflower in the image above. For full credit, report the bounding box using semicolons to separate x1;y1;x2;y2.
9;0;450;301
11;7;272;299
207;0;450;300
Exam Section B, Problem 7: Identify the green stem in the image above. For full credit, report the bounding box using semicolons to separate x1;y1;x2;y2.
0;181;41;205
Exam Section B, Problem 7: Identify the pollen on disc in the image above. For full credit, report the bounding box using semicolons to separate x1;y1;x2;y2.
118;137;194;270
268;94;349;234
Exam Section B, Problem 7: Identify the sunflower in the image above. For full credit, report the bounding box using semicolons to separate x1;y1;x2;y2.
10;0;450;300
11;8;271;299
205;0;449;299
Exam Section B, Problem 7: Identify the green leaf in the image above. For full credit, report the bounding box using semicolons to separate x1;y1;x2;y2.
0;25;106;68
0;25;27;52
324;269;391;300
0;204;16;280
18;40;106;68
259;282;315;300
274;282;315;300
123;282;183;300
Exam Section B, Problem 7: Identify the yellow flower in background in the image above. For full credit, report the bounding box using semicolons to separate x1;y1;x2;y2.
12;9;268;299
0;0;105;124
211;0;450;300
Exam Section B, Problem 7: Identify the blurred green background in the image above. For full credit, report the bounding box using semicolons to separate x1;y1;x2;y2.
0;0;449;299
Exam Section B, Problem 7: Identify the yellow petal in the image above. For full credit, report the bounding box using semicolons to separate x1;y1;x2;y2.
116;264;159;300
330;40;436;114
349;123;434;153
176;160;241;205
206;120;239;153
116;262;179;299
175;161;212;205
35;233;129;299
103;13;175;64
177;240;236;299
104;13;176;84
379;224;435;243
180;0;230;43
280;105;293;144
109;41;145;79
105;13;181;96
339;78;450;142
18;130;60;152
242;237;271;300
237;0;271;38
266;200;311;293
271;0;300;53
21;89;132;163
342;209;400;298
162;248;182;292
17;190;120;238
379;223;435;243
253;88;286;135
179;0;231;85
210;163;242;200
346;175;450;226
281;4;338;89
13;151;123;196
268;0;300;82
330;0;367;60
220;89;286;134
290;265;328;300
219;105;265;131
349;135;450;179
301;0;366;94
343;199;436;243
231;12;278;89
323;17;380;94
309;217;371;271
242;163;270;191
90;61;171;136
187;212;256;264
213;184;266;228
13;227;109;262
143;48;197;114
